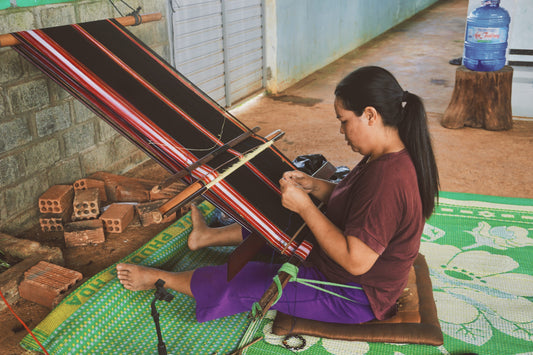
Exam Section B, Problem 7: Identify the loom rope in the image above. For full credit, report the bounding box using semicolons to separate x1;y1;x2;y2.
252;262;364;312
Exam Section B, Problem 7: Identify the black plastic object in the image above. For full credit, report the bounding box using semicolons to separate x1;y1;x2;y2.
292;154;349;183
151;279;175;355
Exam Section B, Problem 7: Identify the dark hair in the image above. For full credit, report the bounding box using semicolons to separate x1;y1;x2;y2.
335;66;439;219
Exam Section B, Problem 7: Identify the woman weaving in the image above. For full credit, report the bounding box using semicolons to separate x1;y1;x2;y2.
117;66;439;324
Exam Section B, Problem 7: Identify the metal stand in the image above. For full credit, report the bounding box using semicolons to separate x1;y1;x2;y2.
150;279;174;355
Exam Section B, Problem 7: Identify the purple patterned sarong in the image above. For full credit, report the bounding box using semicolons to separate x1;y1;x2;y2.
190;261;375;324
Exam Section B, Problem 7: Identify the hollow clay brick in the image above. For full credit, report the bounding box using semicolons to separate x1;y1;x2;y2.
100;203;134;233
72;188;100;221
135;199;176;226
40;215;65;232
89;171;157;202
73;178;107;202
0;233;64;312
39;204;72;232
18;261;82;308
64;219;105;247
38;185;74;214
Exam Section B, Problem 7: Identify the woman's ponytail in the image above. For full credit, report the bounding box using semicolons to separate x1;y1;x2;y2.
399;92;439;219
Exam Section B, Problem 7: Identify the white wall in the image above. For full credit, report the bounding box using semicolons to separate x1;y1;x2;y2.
264;0;439;93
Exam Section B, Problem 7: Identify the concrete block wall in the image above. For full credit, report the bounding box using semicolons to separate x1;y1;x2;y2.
0;0;172;234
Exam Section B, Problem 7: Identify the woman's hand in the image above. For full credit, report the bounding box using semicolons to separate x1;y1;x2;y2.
281;170;315;193
279;173;313;214
281;170;336;204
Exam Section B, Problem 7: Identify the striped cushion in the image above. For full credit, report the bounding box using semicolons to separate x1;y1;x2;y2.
272;254;443;346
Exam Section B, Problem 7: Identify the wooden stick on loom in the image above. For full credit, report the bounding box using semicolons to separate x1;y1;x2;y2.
0;12;163;48
278;202;324;256
152;126;261;193
158;130;286;218
257;258;303;318
249;234;312;318
251;169;332;318
252;213;320;319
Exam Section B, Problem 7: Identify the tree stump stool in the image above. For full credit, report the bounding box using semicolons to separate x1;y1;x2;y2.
441;65;513;131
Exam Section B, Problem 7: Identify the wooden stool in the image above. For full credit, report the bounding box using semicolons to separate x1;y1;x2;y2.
441;65;513;131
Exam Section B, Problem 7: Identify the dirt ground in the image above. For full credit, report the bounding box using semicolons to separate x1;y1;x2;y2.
0;162;180;355
1;0;532;353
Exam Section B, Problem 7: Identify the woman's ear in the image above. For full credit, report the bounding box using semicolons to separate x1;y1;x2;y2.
363;106;379;126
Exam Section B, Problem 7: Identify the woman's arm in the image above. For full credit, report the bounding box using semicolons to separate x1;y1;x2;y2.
280;176;379;276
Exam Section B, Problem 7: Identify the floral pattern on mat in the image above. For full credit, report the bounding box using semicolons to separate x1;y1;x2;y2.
247;193;533;355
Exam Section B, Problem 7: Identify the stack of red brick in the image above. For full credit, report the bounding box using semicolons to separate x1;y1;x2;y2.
10;172;187;309
38;172;185;247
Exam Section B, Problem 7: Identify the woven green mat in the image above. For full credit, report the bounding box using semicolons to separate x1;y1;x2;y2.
243;192;533;355
21;193;533;354
21;201;257;354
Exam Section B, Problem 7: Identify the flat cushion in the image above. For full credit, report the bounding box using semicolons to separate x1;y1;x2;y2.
367;263;420;324
272;253;443;346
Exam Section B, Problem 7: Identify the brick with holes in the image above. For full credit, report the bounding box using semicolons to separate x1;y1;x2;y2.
18;261;82;308
100;203;135;233
38;185;74;214
73;178;107;202
40;215;65;232
39;204;72;232
64;219;105;247
72;188;100;221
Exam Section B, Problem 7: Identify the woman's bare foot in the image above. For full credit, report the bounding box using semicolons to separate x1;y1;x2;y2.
116;263;166;291
187;204;213;250
187;204;244;250
117;264;195;296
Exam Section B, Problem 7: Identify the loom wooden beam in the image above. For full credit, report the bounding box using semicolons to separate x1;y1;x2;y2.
0;12;162;48
255;255;304;319
226;232;267;281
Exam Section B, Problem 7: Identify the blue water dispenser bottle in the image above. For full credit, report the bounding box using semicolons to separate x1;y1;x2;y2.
463;0;511;71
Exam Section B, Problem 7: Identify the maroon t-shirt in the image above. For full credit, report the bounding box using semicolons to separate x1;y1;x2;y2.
309;149;424;320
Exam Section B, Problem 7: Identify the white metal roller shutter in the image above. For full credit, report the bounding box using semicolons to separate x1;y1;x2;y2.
171;0;264;107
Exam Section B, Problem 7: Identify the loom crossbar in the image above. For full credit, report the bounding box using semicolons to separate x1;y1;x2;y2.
0;13;162;48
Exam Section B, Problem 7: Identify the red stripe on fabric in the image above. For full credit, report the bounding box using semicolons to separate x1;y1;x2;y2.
77;23;281;192
294;240;313;259
72;24;223;145
15;32;184;172
244;161;281;194
20;30;198;168
209;183;289;248
105;19;249;132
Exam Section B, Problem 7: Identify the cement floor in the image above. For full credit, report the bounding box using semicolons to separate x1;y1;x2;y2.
232;0;533;200
2;0;532;353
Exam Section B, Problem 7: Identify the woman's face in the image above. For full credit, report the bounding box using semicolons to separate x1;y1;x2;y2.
334;97;372;155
